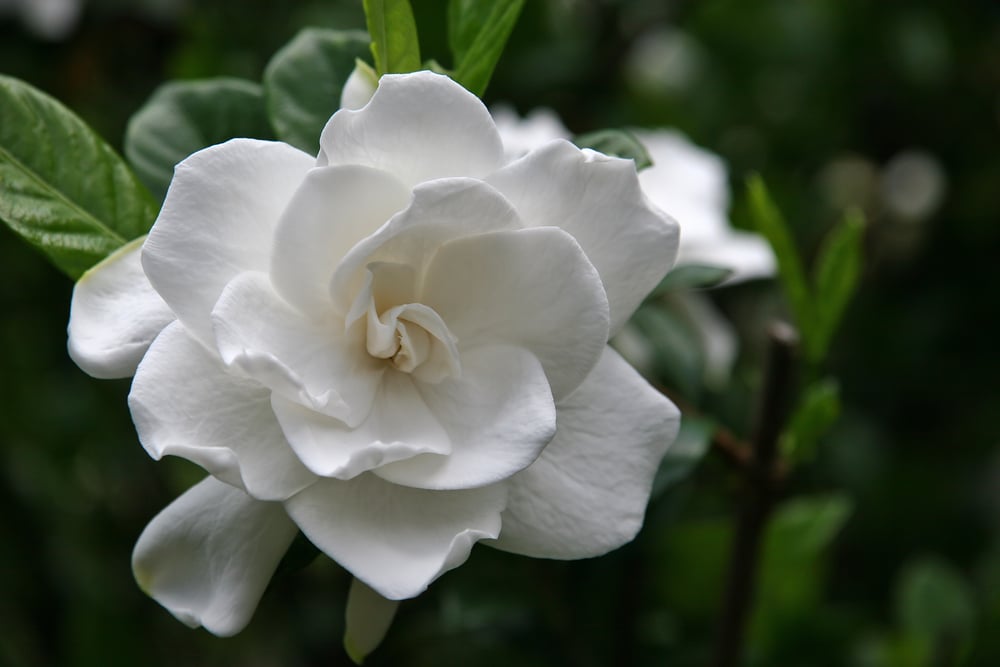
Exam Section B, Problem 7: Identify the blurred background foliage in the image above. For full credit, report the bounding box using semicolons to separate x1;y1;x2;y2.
2;0;1000;665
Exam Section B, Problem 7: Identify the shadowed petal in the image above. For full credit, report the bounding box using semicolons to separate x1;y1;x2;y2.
132;477;298;637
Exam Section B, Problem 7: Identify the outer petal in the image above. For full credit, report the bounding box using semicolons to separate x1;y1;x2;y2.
285;474;506;600
420;226;609;399
212;272;384;427
132;477;298;637
319;71;504;188
270;165;410;315
142;139;314;345
129;321;316;501
490;346;679;559
270;371;450;480
374;345;556;490
344;578;399;664
486;140;679;334
68;236;174;379
331;178;522;315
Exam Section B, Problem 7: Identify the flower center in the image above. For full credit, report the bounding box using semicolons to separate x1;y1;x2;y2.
365;301;460;382
346;262;461;383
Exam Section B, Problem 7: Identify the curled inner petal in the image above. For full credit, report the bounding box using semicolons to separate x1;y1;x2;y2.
350;263;461;383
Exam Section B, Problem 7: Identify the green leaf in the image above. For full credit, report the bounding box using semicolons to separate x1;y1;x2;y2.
263;29;372;153
125;78;272;203
648;264;734;297
746;175;812;343
751;495;853;650
574;128;653;170
895;556;977;663
363;0;421;77
0;75;157;279
651;415;713;498
448;0;525;96
630;303;706;400
809;209;864;362
780;378;841;464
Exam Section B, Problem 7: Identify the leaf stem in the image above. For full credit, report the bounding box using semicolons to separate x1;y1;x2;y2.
712;321;799;667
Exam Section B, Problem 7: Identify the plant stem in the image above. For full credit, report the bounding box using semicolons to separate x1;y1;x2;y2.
712;321;799;667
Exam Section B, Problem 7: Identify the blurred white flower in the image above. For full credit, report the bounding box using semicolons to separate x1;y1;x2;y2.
491;106;571;160
0;0;81;40
68;71;680;657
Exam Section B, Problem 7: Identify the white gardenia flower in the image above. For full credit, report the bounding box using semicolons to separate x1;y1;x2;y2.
66;71;680;647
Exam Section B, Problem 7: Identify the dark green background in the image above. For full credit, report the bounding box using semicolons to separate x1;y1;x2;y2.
2;1;999;665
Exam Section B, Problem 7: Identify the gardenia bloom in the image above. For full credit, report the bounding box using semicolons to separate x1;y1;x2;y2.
491;106;775;387
67;71;680;652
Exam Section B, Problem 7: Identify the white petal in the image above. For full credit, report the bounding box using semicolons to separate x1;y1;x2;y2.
319;71;504;188
374;345;555;490
142;139;314;345
270;165;410;315
132;477;298;637
330;178;522;314
129;321;316;501
270;370;450;480
490;346;679;559
678;230;777;283
344;578;399;664
285;474;506;600
67;237;174;379
212;272;384;427
486;140;679;334
420;226;609;399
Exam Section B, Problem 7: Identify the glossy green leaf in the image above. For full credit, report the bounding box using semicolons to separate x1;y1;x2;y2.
810;209;864;362
746;175;813;343
125;78;272;202
363;0;421;76
448;0;525;96
0;75;157;279
574;128;653;170
264;28;372;153
648;264;734;297
781;378;841;464
896;556;976;663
